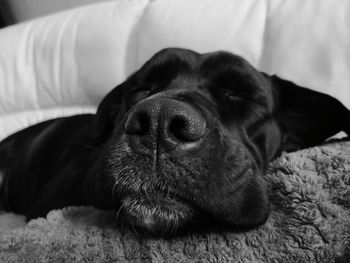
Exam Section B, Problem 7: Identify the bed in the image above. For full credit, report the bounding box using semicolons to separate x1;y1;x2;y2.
0;0;349;262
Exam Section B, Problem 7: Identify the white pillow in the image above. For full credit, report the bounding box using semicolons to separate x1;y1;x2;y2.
261;0;350;106
0;0;349;140
126;0;266;73
0;0;148;139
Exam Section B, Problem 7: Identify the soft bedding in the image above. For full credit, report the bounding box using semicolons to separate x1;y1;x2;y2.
1;1;350;262
1;142;349;263
1;0;350;140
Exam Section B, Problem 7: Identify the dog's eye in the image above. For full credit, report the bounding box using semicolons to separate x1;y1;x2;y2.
225;93;245;103
128;89;151;106
226;94;239;101
225;92;256;105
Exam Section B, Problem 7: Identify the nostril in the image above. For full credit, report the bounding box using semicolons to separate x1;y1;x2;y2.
168;115;206;142
125;112;149;135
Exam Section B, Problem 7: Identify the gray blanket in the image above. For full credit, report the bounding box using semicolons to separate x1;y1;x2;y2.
1;142;349;263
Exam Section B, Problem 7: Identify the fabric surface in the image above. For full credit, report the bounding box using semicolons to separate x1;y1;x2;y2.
2;0;116;23
1;1;350;261
1;0;350;140
1;142;349;263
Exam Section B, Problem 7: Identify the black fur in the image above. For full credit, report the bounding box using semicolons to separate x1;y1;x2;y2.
0;48;349;236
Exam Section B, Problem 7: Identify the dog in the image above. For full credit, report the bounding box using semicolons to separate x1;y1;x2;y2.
0;48;349;236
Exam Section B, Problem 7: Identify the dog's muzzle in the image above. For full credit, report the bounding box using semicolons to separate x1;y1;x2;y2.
111;98;209;234
109;96;268;235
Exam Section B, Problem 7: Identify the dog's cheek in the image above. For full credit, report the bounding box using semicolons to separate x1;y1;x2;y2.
235;176;270;227
197;168;269;228
220;183;269;227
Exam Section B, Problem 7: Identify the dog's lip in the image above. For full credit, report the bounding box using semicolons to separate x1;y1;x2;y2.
117;192;195;234
119;191;193;214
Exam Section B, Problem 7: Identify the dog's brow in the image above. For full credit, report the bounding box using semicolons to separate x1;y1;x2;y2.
211;70;258;91
167;74;204;88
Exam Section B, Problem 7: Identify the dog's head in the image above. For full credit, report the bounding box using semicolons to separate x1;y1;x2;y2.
95;48;350;235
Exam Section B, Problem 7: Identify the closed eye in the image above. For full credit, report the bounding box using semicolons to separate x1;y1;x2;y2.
225;92;263;106
225;92;253;103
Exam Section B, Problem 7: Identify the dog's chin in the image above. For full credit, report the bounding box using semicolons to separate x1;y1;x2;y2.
118;193;195;236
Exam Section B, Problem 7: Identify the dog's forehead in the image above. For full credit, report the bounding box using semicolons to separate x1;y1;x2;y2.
133;49;272;104
144;48;253;73
198;51;264;88
141;49;262;87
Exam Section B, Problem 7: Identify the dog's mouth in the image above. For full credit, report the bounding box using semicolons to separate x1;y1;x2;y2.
106;131;266;236
117;191;196;236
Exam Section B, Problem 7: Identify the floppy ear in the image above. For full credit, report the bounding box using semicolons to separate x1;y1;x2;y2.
271;75;350;152
94;83;126;143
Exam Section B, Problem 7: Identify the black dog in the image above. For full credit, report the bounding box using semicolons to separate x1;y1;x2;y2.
0;48;349;235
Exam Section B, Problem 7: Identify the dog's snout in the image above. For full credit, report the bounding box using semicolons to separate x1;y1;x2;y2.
125;98;206;153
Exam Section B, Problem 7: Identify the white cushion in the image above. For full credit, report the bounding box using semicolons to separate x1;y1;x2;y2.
260;0;350;104
0;0;349;140
125;0;266;73
0;0;148;139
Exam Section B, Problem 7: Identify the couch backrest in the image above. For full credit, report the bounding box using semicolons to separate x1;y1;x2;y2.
0;0;117;24
0;0;349;140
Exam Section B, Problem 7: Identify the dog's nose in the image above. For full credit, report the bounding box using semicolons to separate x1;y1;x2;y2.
125;98;206;153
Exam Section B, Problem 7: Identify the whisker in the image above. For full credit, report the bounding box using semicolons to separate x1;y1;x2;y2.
115;203;125;222
166;182;171;200
65;140;96;150
112;182;119;202
170;217;178;237
112;167;129;201
114;167;129;180
131;223;140;238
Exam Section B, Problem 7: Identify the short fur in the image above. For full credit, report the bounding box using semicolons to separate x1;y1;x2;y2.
0;48;349;235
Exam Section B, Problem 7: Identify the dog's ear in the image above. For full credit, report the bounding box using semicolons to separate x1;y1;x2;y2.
94;83;126;143
270;75;350;152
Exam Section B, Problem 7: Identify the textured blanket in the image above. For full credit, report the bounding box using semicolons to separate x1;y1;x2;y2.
0;142;349;263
